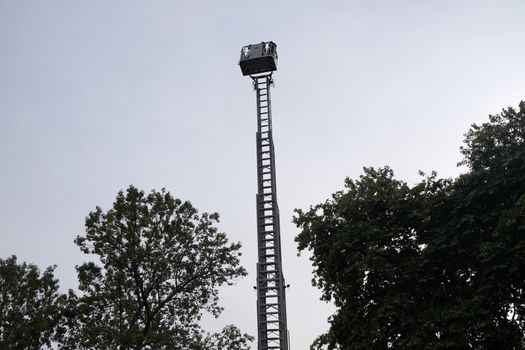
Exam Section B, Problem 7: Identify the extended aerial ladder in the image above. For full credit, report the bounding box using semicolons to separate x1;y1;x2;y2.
239;42;289;350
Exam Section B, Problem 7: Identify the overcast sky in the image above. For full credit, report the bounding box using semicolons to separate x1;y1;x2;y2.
1;1;525;348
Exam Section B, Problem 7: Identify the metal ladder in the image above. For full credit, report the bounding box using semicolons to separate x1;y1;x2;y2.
253;73;289;350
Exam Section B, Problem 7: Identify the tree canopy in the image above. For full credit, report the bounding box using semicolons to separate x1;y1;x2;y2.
294;101;525;349
0;256;66;349
57;186;251;349
0;187;253;349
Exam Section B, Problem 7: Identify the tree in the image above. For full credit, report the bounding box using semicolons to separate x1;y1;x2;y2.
294;101;525;349
60;186;251;349
200;324;254;350
0;256;66;349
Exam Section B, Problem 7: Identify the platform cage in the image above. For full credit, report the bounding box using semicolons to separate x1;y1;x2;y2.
239;41;278;76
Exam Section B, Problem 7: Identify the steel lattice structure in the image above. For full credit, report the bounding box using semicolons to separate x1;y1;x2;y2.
239;42;289;350
254;74;289;350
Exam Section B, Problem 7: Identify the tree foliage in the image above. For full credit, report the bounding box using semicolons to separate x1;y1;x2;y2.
59;186;251;349
200;324;254;350
295;101;525;349
0;256;66;349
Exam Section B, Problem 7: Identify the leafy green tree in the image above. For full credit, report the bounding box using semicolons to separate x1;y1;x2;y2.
200;324;254;349
0;256;66;349
294;101;525;349
60;186;251;349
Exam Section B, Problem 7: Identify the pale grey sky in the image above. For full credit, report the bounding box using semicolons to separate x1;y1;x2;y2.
1;1;524;348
